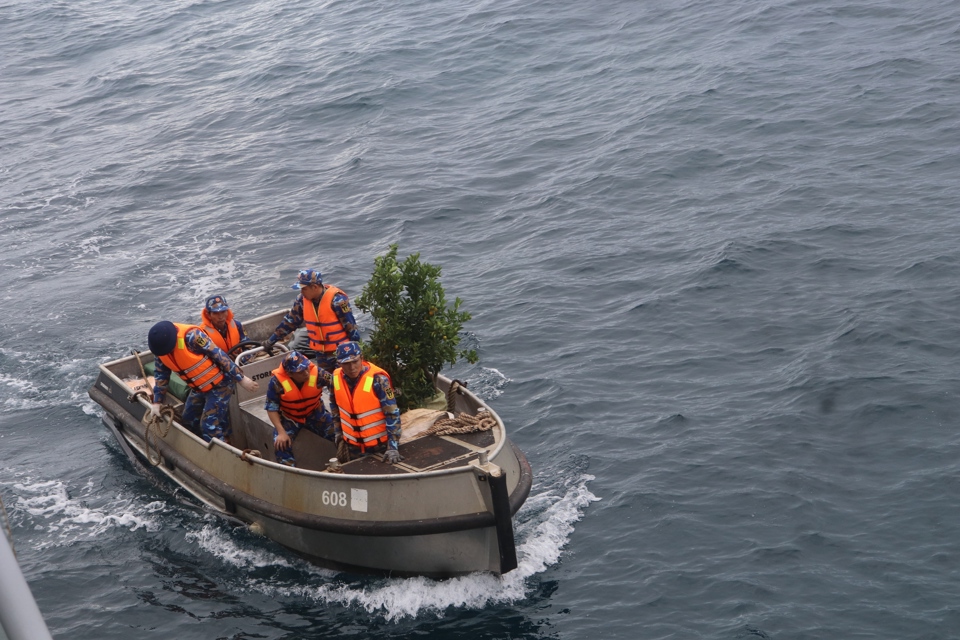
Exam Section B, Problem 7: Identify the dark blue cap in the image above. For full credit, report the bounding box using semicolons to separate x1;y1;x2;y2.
148;321;178;356
292;269;323;290
205;294;229;313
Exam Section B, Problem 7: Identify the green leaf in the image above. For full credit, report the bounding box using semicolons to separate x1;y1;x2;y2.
357;244;477;411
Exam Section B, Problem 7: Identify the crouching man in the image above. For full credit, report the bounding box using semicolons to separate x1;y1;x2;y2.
265;351;336;467
148;320;259;442
330;341;403;464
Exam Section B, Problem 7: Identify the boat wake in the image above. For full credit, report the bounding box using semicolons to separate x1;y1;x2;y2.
7;478;164;548
195;471;598;621
4;465;597;621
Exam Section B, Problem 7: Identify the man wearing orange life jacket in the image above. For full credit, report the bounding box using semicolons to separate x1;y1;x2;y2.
147;320;259;442
262;269;361;373
199;294;247;354
330;341;403;464
264;351;336;467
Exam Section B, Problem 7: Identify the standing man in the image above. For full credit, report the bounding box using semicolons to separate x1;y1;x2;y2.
199;294;246;354
263;269;361;372
148;320;259;442
264;351;336;467
330;341;403;464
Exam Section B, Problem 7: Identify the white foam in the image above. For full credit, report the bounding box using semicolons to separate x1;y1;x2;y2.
469;366;512;400
77;235;109;257
0;350;115;413
236;473;598;622
0;372;33;394
0;369;44;411
187;524;296;570
10;479;162;544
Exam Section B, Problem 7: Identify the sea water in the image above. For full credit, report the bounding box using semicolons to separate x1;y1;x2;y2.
2;0;960;637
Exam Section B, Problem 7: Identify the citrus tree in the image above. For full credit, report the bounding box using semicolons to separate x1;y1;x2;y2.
356;244;478;412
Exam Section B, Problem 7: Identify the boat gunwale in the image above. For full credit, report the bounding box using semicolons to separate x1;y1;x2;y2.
95;354;508;481
90;384;533;537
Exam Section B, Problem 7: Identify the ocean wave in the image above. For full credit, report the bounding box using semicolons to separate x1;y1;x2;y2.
468;365;512;400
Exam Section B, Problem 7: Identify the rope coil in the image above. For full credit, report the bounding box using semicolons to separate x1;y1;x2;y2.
425;411;496;436
417;380;495;436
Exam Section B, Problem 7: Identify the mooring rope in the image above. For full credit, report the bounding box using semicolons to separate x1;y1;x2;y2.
144;405;175;466
336;439;352;464
240;449;262;464
445;379;465;413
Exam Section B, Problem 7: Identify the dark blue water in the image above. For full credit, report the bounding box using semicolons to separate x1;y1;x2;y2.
3;0;960;637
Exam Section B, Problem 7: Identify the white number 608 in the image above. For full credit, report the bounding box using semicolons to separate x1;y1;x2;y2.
322;490;347;507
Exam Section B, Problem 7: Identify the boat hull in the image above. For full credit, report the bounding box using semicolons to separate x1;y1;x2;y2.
89;371;532;577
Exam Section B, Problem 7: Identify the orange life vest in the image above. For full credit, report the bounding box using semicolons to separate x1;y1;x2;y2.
303;286;349;353
333;362;389;452
158;324;225;393
200;308;242;353
272;363;323;423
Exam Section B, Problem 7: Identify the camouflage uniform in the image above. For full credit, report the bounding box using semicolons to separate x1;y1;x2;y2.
203;312;247;344
264;369;337;467
331;363;402;453
152;328;245;442
266;289;361;372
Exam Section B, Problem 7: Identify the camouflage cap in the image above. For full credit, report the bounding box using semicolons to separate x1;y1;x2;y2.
204;294;229;313
336;341;362;364
281;351;311;373
291;269;323;290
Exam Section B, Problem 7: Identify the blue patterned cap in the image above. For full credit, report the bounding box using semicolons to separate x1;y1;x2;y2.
291;269;323;289
336;341;362;364
281;351;311;373
204;294;229;313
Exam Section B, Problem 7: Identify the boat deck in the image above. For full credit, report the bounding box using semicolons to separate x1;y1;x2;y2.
236;396;498;476
100;309;506;479
340;429;497;475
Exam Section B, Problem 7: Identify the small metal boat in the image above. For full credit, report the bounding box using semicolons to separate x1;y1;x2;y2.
88;310;532;577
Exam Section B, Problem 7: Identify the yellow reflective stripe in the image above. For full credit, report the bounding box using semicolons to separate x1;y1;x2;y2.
363;376;373;393
177;337;185;349
308;374;316;388
333;376;341;391
281;380;292;393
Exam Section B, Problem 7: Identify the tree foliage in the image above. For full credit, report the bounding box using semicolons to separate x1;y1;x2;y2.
356;245;478;412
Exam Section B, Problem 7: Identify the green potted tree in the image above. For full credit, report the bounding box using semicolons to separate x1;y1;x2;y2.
356;245;478;412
